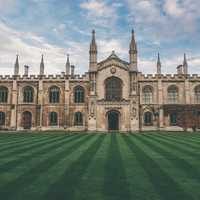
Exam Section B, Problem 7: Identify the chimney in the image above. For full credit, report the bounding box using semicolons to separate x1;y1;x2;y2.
177;65;183;75
24;65;29;76
71;65;75;76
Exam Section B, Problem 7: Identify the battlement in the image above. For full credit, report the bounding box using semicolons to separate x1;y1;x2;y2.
138;73;200;81
0;73;89;81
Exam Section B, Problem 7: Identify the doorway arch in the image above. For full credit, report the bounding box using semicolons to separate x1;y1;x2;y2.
22;111;32;129
107;110;120;131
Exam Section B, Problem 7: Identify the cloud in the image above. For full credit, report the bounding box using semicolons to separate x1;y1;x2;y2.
80;0;119;27
0;21;89;75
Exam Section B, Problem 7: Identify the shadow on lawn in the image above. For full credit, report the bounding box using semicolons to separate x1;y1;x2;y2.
122;134;194;200
103;133;131;200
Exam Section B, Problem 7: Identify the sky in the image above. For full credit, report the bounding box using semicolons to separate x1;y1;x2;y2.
0;0;200;75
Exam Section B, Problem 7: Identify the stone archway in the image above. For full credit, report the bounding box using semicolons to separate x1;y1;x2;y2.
107;110;120;131
22;111;32;129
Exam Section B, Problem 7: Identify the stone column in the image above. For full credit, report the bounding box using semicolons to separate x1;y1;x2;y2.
10;79;17;130
185;79;190;104
88;72;97;131
37;79;43;129
64;79;70;128
159;107;164;128
158;79;164;129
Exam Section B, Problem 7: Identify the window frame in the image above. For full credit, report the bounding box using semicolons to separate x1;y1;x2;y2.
74;86;85;103
0;86;8;103
23;86;34;103
49;86;60;103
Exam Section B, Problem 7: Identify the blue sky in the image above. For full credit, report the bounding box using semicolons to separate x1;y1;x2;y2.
0;0;200;75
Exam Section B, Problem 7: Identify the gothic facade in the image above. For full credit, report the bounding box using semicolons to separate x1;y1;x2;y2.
0;30;200;132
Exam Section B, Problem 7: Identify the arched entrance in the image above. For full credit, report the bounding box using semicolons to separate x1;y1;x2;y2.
22;111;32;129
107;110;120;131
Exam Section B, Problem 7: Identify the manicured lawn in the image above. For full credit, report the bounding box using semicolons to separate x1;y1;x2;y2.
0;132;200;200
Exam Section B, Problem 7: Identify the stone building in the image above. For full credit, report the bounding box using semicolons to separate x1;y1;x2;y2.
0;30;200;132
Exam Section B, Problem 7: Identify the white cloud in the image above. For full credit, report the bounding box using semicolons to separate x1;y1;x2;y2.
80;0;118;27
0;21;90;75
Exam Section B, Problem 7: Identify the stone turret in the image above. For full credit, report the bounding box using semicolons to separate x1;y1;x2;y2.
66;54;70;75
183;53;188;75
157;53;161;75
40;54;44;75
129;30;137;71
14;55;19;75
89;30;97;72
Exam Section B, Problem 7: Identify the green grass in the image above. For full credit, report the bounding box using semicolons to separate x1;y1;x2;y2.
0;132;200;200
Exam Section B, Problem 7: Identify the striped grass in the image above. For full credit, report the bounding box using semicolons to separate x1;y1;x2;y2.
0;132;200;200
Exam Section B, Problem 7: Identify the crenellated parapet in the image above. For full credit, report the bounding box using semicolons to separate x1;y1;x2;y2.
138;73;200;82
0;72;89;82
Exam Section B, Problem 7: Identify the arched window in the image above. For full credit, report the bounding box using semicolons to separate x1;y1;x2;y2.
74;86;85;103
0;112;5;126
194;85;200;103
168;85;178;103
23;86;34;103
144;112;153;126
170;113;177;126
0;86;8;103
49;86;60;103
74;112;83;126
49;112;58;126
105;77;122;101
143;86;153;104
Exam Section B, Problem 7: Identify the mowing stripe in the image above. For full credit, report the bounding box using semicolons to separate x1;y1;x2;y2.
75;133;110;200
118;134;161;200
0;135;69;159
150;134;200;149
0;134;80;172
0;134;93;199
0;134;64;146
103;133;131;200
138;135;200;199
122;134;194;200
0;135;54;153
0;135;47;147
42;134;105;200
146;134;200;158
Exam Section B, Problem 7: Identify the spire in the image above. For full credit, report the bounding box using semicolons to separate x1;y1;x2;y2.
40;54;44;75
183;53;188;74
90;30;97;52
65;54;70;75
14;55;19;75
129;29;137;71
89;30;97;71
157;53;161;74
130;29;137;51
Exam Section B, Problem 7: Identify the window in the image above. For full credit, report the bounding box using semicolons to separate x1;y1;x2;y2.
144;112;153;126
0;112;5;126
74;112;83;126
168;85;178;103
74;86;85;103
143;86;153;104
105;77;122;101
49;112;58;126
195;85;200;103
170;113;177;126
23;86;34;103
0;86;8;103
49;86;60;103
